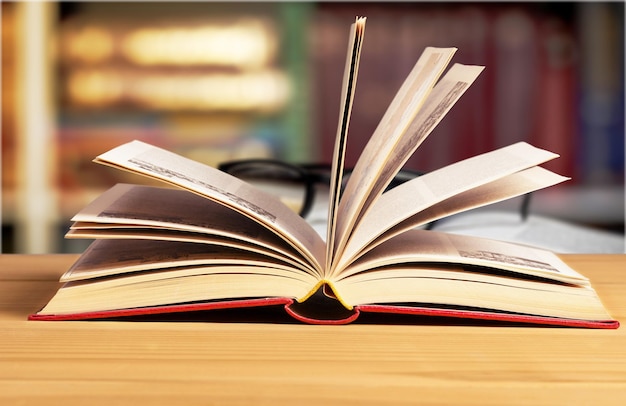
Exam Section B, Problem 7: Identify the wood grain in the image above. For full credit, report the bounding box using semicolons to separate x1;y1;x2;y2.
1;254;625;405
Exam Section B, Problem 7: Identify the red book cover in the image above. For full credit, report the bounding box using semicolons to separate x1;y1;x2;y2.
29;297;620;329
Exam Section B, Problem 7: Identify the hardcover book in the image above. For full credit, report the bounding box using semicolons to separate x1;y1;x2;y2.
30;18;618;328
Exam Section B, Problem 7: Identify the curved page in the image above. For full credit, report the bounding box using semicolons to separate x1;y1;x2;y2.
66;227;307;275
61;238;319;284
333;267;611;322
325;16;366;271
94;141;325;274
335;143;564;271
358;167;567;261
334;62;482;269
42;267;315;316
338;229;589;285
68;184;318;276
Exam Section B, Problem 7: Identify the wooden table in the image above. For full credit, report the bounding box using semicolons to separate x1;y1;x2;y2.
1;254;626;405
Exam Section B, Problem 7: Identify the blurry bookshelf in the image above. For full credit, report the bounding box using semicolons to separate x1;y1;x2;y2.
2;1;313;253
1;2;624;253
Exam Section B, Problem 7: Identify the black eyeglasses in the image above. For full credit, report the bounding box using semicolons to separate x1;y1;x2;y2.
218;159;424;219
218;159;533;227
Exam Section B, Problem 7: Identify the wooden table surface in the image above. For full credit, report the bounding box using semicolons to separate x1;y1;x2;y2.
1;254;626;405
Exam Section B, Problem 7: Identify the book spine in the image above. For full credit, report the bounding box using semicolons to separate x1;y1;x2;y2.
530;15;578;179
491;8;539;151
576;3;625;185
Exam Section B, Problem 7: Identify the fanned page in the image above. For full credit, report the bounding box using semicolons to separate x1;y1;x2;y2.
39;241;317;315
65;184;319;276
338;229;589;285
60;238;317;284
326;17;366;271
334;143;568;271
338;267;613;324
333;62;483;270
329;229;615;324
94;141;326;275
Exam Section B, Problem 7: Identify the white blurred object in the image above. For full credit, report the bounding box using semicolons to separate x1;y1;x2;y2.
432;210;624;254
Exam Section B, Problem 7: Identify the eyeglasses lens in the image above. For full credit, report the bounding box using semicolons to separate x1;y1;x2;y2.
224;162;308;215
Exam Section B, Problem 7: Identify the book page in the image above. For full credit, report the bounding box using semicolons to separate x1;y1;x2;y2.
333;62;481;270
337;167;568;270
335;143;566;270
42;248;316;315
94;140;326;274
42;271;311;315
67;184;318;275
60;238;318;283
377;167;567;247
66;226;309;273
326;17;366;271
338;228;589;285
333;266;611;321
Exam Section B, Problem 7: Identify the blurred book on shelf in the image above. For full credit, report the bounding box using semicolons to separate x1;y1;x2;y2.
577;2;625;185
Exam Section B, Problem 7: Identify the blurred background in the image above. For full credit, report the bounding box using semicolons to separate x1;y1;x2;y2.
1;1;624;254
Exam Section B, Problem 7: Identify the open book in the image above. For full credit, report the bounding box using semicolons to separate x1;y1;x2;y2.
30;18;618;328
